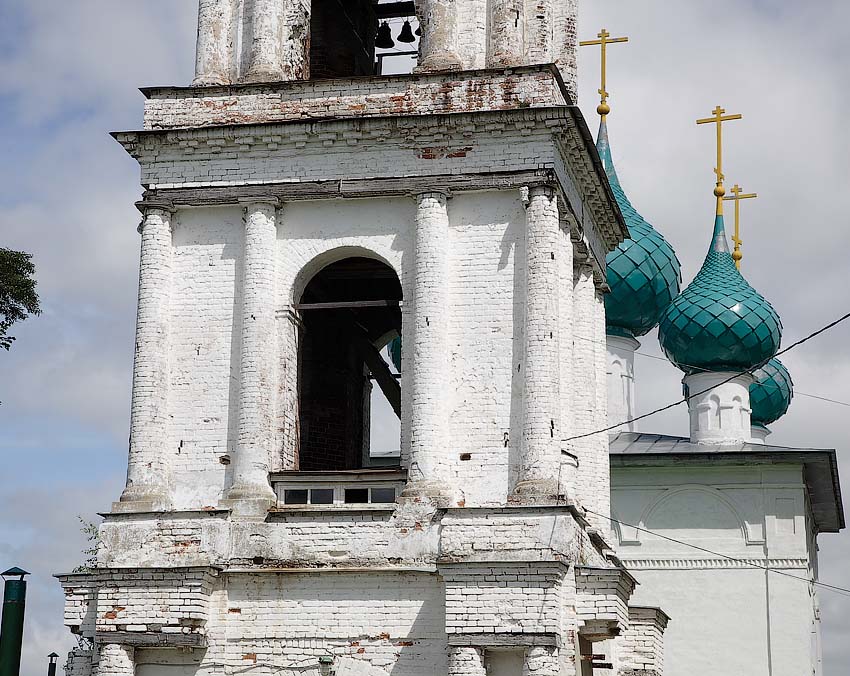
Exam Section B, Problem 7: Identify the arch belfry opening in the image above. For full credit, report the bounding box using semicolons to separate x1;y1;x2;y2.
309;0;420;79
297;257;402;472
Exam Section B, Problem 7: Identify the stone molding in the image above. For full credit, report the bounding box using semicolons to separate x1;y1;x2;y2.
620;557;809;571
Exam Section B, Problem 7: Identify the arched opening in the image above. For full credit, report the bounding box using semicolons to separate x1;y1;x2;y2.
297;257;402;472
309;0;420;79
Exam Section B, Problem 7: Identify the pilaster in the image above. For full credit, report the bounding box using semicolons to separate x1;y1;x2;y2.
448;646;487;676
93;644;134;676
115;200;175;513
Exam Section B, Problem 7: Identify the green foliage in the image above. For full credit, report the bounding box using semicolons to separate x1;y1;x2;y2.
73;517;100;574
0;247;41;351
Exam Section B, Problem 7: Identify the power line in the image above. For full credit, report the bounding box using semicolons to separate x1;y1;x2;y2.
571;333;850;408
564;310;850;441
584;508;850;598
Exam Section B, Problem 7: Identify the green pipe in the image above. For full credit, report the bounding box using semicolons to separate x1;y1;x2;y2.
0;570;28;676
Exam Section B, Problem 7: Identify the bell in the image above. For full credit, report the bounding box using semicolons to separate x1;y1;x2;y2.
397;20;416;44
375;22;395;49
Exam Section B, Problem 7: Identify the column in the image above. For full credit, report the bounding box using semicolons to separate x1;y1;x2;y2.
243;0;285;83
448;647;487;676
93;645;134;676
226;199;279;515
593;286;611;519
193;0;234;85
523;646;560;675
116;201;174;513
403;192;451;499
488;0;526;67
513;186;561;502
416;0;462;72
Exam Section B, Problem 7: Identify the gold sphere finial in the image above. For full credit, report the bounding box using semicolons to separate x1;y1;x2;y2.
732;249;743;263
597;102;611;116
714;185;726;198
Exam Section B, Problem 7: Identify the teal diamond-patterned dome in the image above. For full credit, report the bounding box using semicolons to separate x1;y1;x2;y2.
750;357;793;425
658;212;782;374
598;121;681;338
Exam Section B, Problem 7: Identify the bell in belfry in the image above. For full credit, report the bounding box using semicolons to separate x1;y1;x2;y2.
375;22;395;49
397;20;416;43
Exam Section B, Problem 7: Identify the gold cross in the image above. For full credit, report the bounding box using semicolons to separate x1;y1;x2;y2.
722;184;757;269
697;106;743;210
580;28;629;119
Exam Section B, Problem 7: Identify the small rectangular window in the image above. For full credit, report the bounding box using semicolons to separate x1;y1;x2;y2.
370;487;396;504
284;489;309;505
345;488;370;504
310;488;335;505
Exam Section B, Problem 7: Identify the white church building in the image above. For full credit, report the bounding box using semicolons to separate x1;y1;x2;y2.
56;2;843;675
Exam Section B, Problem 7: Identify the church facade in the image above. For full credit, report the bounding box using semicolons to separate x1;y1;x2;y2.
56;2;842;675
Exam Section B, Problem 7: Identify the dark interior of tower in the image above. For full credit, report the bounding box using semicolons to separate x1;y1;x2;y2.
297;257;402;471
309;0;419;78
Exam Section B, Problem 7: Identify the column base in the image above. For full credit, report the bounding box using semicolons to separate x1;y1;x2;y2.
113;486;170;514
222;483;276;520
400;480;456;507
240;67;285;84
509;479;562;506
414;54;462;73
192;73;230;87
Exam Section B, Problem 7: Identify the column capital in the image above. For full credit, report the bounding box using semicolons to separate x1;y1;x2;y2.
238;196;281;208
135;199;175;216
412;189;452;201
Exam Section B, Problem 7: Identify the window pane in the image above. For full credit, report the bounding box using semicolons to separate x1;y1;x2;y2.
310;488;335;505
344;488;369;504
370;487;396;504
284;489;309;505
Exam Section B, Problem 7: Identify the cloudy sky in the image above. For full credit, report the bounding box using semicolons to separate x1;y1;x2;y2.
1;1;849;674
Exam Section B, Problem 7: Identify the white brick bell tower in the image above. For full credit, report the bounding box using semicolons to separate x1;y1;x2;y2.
58;2;670;675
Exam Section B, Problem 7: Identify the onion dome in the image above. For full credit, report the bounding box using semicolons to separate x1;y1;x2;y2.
389;336;402;371
658;213;782;374
749;357;793;426
598;121;682;338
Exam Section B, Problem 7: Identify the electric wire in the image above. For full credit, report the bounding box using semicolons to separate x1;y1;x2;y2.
583;508;850;598
564;310;850;441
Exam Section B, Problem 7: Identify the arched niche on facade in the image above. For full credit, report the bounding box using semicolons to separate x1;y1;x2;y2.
296;256;403;471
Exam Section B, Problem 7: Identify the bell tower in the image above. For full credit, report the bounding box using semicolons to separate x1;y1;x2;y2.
193;0;578;97
57;3;670;676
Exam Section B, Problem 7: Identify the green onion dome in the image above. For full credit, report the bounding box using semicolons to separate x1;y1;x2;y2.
598;120;681;338
389;336;402;372
658;211;782;374
749;357;793;426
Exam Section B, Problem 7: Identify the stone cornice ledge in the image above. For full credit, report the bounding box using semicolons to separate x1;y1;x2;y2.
620;557;809;571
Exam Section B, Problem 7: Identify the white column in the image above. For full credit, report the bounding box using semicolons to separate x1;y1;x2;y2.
194;0;234;85
226;199;279;515
93;645;134;676
606;334;639;433
488;0;526;67
116;202;174;513
403;192;451;500
513;186;561;501
448;647;487;676
243;0;285;83
524;0;553;63
416;0;462;72
593;286;611;520
523;646;560;675
685;371;754;445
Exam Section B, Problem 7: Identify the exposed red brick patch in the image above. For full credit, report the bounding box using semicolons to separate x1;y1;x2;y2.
228;608;242;614
242;654;257;663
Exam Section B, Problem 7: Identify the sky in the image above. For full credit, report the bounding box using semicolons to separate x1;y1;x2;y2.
0;1;849;674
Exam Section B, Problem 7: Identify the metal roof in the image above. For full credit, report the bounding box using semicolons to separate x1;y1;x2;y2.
609;432;845;533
